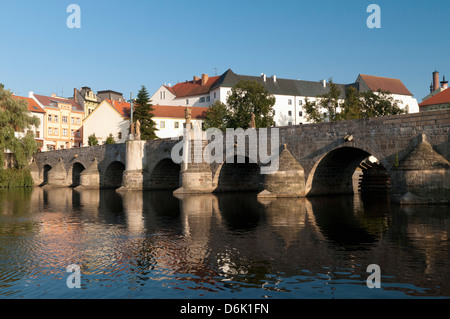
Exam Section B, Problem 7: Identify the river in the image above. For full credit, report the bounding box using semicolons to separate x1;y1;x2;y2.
0;187;449;299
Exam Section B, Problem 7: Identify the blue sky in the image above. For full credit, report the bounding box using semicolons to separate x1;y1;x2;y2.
1;0;448;101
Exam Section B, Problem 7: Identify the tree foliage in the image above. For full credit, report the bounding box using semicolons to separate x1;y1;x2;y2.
303;79;405;123
105;133;115;144
88;133;98;146
0;83;40;169
204;80;275;130
133;85;158;139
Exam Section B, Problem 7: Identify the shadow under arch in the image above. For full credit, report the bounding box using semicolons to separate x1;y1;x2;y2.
41;164;52;186
306;146;389;197
214;155;263;193
71;162;86;187
147;158;181;190
103;161;126;189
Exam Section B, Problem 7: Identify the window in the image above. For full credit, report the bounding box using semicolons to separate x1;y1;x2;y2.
160;91;166;100
299;111;303;117
186;99;189;105
62;116;68;123
288;111;292;116
299;100;303;106
71;117;75;124
63;129;68;136
48;115;52;122
288;122;293;126
71;130;75;137
76;130;80;137
48;128;52;136
35;131;40;138
160;121;165;128
174;121;179;128
118;132;122;140
199;97;206;103
54;128;59;136
76;118;81;125
206;96;210;102
213;92;216;99
54;115;59;123
288;99;292;105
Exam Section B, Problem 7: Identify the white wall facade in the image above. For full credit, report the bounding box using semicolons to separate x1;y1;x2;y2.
83;101;129;146
154;118;203;139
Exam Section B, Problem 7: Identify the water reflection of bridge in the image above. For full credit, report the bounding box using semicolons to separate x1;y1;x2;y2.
25;187;450;297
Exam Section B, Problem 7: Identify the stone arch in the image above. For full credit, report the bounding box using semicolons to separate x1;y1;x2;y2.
42;164;52;186
306;146;390;197
103;161;126;189
71;162;86;187
147;158;181;190
214;155;263;193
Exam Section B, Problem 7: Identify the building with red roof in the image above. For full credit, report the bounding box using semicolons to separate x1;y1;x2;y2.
151;69;419;126
419;87;450;111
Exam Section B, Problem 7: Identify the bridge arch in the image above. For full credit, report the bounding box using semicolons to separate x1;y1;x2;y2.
306;146;390;196
102;161;126;189
42;164;52;185
147;158;181;190
71;162;86;187
214;155;263;193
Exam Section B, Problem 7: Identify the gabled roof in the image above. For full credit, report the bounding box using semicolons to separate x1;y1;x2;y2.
419;88;450;107
152;105;208;119
107;99;131;118
357;74;413;96
167;75;221;98
13;95;45;113
33;94;84;112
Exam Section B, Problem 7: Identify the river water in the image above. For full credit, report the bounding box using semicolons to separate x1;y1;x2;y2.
0;187;449;299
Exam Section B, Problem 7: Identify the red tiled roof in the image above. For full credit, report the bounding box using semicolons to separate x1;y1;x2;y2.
33;94;84;112
152;105;208;119
419;88;450;107
168;76;221;98
12;95;45;113
107;99;131;118
359;74;413;96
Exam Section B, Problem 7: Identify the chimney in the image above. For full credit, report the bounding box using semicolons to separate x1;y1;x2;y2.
441;75;448;89
272;75;277;82
193;76;200;84
201;74;209;86
321;79;327;88
51;93;56;97
73;88;78;101
261;73;266;82
433;71;440;91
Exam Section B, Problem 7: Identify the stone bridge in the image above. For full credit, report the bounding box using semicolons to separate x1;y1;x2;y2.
30;109;450;204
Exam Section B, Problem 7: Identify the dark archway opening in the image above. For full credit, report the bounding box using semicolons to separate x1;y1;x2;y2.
148;159;181;190
103;161;126;189
71;163;85;187
215;155;263;193
42;165;52;186
308;147;390;197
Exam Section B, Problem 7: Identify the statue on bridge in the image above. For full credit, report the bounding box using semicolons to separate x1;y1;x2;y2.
135;120;141;140
249;112;256;129
185;107;192;129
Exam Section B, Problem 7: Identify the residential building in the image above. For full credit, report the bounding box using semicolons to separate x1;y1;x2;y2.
30;92;84;151
82;99;131;146
152;105;208;138
419;87;450;111
151;69;419;126
420;71;449;110
72;87;101;118
12;95;46;151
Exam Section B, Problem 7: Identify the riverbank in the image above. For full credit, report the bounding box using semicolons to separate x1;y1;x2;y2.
0;168;34;188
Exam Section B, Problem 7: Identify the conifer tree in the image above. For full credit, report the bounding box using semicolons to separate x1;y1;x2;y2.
133;85;158;140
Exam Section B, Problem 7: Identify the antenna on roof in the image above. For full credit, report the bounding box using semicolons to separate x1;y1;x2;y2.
214;68;218;76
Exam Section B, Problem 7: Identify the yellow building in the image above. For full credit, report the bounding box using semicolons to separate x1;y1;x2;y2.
31;93;84;151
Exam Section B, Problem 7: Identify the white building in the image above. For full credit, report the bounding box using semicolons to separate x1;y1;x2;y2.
151;69;419;126
82;99;131;146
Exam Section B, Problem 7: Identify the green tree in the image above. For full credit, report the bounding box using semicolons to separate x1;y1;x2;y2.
105;133;115;144
203;101;231;131
304;79;405;123
133;85;158;139
88;133;98;146
304;78;342;123
0;83;40;169
226;80;275;129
